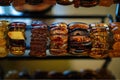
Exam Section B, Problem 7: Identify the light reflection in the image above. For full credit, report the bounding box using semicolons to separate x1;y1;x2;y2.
0;6;32;25
10;6;23;16
0;5;23;16
116;4;119;16
0;7;5;14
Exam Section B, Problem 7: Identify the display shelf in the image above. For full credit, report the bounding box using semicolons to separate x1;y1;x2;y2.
0;15;107;23
0;50;111;69
0;6;107;22
0;50;111;60
0;15;113;60
1;56;111;60
0;14;107;19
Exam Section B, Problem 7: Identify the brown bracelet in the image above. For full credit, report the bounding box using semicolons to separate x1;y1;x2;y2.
73;0;80;8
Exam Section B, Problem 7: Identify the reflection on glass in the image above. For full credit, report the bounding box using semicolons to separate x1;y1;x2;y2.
0;6;23;16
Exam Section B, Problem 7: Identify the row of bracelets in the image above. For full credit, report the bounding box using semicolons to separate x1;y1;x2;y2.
0;0;120;8
0;20;120;58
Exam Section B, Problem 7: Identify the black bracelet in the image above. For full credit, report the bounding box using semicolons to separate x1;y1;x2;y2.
25;0;43;5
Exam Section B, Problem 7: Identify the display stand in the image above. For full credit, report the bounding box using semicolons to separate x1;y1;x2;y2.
0;4;118;70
